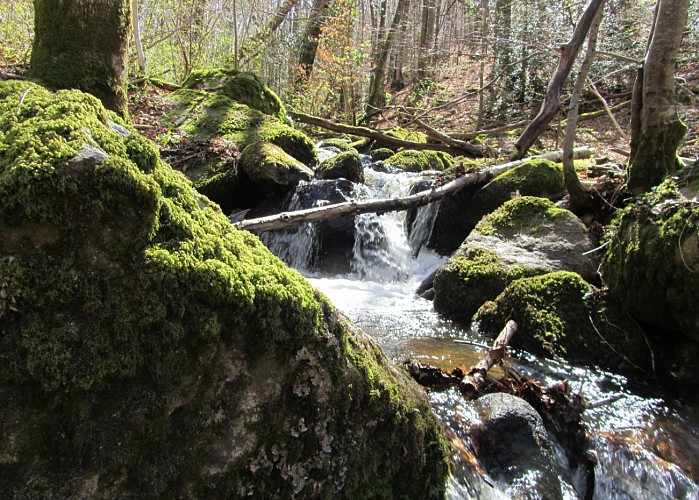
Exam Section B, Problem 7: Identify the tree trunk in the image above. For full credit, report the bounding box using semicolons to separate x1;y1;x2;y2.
366;0;411;113
237;0;302;68
627;0;690;194
514;0;607;159
294;0;332;88
234;148;593;233
29;0;132;119
562;5;603;212
132;0;146;75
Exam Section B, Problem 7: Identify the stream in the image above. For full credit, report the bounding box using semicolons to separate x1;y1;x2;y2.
260;152;699;499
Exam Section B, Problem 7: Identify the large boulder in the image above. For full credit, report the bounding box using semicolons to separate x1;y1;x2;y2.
602;178;699;343
433;197;600;322
384;150;454;172
182;68;289;123
473;271;652;370
0;81;451;498
239;141;313;193
465;158;566;230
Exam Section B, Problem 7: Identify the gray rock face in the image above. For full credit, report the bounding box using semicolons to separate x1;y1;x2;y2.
472;393;567;500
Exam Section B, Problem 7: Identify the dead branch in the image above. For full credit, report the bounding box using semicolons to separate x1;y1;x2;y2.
460;320;517;398
288;110;488;157
233;147;593;233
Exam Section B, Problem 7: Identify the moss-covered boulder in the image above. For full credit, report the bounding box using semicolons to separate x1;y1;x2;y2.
473;272;652;371
371;147;394;161
383;127;427;145
465;159;566;230
602;178;699;342
0;81;450;498
385;150;454;172
318;137;358;154
316;150;364;183
182;68;288;123
432;197;600;322
239;141;313;193
165;88;316;165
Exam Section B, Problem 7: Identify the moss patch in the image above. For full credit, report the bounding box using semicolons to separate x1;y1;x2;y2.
433;248;544;322
602;178;699;341
385;149;453;172
316;150;364;183
384;127;427;145
165;88;317;165
318;137;358;153
475;196;570;236
474;272;651;370
182;68;289;123
238;141;313;193
371;147;394;161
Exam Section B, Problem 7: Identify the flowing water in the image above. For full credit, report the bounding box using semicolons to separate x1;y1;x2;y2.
261;153;699;499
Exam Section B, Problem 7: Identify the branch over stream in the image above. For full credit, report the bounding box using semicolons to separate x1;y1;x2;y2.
233;147;593;233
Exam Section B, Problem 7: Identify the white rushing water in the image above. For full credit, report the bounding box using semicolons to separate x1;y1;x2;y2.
261;154;699;499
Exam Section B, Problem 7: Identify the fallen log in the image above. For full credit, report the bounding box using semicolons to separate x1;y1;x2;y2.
233;147;593;233
288;110;489;157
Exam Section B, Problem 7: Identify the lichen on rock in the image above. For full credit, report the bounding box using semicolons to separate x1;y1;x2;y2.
0;81;451;498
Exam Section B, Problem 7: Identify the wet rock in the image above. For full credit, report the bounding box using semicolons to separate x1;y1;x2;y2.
602;178;699;343
472;393;568;499
433;196;600;322
0;81;451;499
317;137;358;154
315;150;364;184
370;147;394;161
385;149;454;172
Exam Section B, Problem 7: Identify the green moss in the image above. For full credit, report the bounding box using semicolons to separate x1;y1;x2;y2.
476;196;569;236
319;137;357;153
371;147;394;161
182;68;289;123
316;150;364;183
165;88;317;165
474;271;651;369
383;127;426;144
385;149;453;172
0;80;322;400
602;178;699;340
239;141;313;192
433;248;544;322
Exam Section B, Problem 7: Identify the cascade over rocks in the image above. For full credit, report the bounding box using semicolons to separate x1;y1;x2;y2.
0;81;451;498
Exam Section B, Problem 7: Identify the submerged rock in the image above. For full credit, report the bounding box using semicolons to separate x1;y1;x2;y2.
602;178;699;343
433;197;600;322
0;81;451;498
472;393;569;499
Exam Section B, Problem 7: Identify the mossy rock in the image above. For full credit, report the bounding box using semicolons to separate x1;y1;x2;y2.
0;81;450;498
473;272;652;370
383;127;427;145
433;248;544;321
318;137;358;153
316;150;364;183
165;88;317;165
371;147;394;161
385;149;454;172
182;68;289;123
602;178;699;342
432;197;600;323
465;159;565;229
239;141;313;193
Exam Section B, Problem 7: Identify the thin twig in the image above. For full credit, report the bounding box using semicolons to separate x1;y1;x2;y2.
16;87;33;115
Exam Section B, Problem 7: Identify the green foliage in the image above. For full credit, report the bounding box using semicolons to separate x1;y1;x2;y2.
0;0;34;67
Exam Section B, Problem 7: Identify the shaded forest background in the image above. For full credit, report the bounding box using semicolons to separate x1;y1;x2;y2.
1;0;697;152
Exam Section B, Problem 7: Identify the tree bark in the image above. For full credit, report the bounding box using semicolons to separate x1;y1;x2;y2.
132;0;146;75
234;148;593;233
627;0;690;194
294;0;332;88
289;110;488;156
237;0;302;68
514;0;607;159
29;0;132;119
562;5;603;212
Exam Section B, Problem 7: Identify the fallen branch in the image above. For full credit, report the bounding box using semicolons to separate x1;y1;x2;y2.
460;320;518;398
288;110;488;157
233;147;593;233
